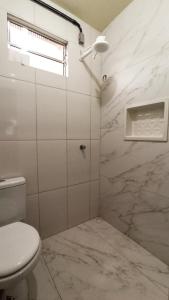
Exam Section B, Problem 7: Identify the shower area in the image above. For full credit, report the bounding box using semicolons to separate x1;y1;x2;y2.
1;0;169;299
33;0;169;298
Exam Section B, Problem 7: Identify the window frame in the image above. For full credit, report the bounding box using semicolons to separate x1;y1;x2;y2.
7;14;68;76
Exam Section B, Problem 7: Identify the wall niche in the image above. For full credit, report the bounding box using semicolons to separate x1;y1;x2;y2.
124;99;169;141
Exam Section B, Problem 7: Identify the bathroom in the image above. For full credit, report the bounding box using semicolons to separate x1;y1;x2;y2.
0;0;169;299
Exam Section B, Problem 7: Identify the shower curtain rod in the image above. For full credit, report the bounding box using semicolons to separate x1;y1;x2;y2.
30;0;85;45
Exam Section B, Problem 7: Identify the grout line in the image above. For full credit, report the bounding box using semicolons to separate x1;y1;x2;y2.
42;218;169;298
0;73;36;84
89;95;92;219
34;71;41;233
0;138;100;142
0;73;100;98
98;95;102;217
41;255;63;300
65;82;69;229
37;179;99;195
27;179;100;194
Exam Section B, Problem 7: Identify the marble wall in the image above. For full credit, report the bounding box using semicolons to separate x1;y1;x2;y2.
100;0;169;265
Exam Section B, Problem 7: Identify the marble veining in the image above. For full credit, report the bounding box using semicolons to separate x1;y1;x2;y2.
8;219;169;299
101;0;169;264
42;218;169;300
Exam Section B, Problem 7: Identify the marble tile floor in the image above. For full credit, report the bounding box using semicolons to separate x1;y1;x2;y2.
42;218;169;300
6;218;169;300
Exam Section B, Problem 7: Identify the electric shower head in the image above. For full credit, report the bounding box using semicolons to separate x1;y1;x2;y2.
80;35;109;61
93;36;109;53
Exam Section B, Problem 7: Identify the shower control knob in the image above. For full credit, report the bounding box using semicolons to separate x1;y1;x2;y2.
80;144;86;150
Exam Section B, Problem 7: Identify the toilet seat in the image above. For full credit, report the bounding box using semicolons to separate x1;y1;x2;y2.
0;222;40;278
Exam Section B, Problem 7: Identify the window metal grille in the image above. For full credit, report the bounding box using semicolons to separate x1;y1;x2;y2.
8;18;67;76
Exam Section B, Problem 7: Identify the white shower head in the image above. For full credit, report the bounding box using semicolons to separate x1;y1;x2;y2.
93;36;109;53
80;35;109;61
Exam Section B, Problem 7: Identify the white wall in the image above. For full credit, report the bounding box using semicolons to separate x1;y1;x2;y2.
0;0;101;238
101;0;169;264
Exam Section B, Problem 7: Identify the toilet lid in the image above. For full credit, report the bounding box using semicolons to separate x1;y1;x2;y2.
0;222;40;277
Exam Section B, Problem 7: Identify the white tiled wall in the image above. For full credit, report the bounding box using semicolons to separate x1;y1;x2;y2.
68;182;90;227
0;0;101;238
67;140;91;185
67;92;91;139
39;188;67;237
37;86;67;140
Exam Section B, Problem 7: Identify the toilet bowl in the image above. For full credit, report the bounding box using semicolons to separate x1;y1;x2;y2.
0;222;41;290
0;177;41;293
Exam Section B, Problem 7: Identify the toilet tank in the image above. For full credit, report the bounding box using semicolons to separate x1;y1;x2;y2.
0;177;26;226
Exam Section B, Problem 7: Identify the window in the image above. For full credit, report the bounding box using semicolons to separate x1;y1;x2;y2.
8;17;67;76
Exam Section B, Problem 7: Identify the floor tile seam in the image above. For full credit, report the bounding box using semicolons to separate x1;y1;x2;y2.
41;255;63;300
42;218;169;297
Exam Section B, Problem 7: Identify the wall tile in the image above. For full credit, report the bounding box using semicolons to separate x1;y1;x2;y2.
67;92;90;139
0;1;101;239
34;3;67;40
67;42;91;95
0;11;36;83
36;69;66;90
68;140;90;185
34;0;92;46
0;141;38;195
0;9;11;64
68;182;90;227
100;184;169;264
39;188;67;238
26;194;39;231
91;56;102;98
90;181;99;218
91;97;101;139
37;85;66;139
91;140;100;180
0;62;36;83
38;141;67;192
66;17;91;46
90;28;102;98
100;0;169;265
0;0;34;23
0;77;36;140
90;28;100;46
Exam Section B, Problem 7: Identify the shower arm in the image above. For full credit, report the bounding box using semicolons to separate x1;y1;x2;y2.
79;46;93;61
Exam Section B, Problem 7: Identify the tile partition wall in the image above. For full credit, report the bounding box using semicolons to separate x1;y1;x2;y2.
0;0;101;238
100;0;169;265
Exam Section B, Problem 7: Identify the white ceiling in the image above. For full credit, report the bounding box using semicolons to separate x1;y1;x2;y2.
51;0;133;31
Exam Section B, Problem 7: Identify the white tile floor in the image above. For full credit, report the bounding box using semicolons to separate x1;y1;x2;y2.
6;218;169;300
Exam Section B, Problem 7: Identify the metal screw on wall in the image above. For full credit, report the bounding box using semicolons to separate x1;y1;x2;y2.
80;145;86;151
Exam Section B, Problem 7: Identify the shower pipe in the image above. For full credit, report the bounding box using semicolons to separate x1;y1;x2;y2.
30;0;85;45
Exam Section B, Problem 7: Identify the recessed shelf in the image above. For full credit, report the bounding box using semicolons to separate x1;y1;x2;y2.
124;99;169;141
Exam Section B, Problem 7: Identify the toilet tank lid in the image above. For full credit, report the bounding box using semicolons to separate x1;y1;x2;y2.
0;177;26;190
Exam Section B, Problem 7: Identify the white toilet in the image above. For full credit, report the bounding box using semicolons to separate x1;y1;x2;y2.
0;177;41;291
